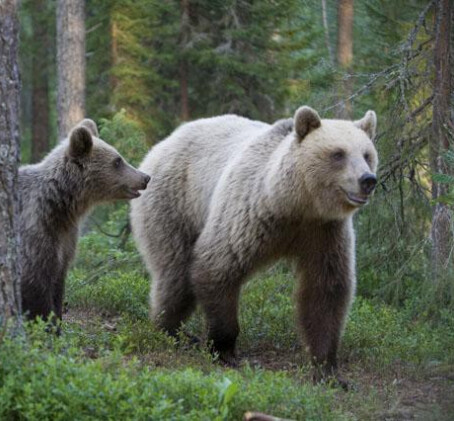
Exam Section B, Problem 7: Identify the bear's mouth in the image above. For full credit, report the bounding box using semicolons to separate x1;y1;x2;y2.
344;191;368;206
125;188;142;199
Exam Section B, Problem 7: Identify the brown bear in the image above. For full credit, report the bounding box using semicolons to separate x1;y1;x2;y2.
19;119;150;322
130;106;378;383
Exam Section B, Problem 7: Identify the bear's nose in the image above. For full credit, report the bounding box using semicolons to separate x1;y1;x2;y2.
359;173;377;195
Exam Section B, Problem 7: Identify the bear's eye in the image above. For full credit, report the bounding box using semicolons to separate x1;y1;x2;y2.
331;150;345;162
364;152;371;163
113;157;123;169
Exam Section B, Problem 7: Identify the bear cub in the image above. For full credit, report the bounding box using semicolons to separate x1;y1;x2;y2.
20;119;150;322
131;106;378;385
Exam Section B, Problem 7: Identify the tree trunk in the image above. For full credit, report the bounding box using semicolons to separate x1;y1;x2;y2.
0;0;23;334
56;0;86;140
336;0;354;119
179;0;190;121
31;0;50;162
321;0;334;65
110;18;118;90
431;0;453;275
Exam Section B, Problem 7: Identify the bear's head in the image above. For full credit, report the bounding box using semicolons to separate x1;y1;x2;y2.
294;106;378;220
66;119;150;204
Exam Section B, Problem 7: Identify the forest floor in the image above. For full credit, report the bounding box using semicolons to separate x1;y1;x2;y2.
65;306;454;420
1;230;453;420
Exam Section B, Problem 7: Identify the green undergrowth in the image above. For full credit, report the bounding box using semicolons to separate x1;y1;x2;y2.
2;225;453;420
0;330;341;420
67;228;454;374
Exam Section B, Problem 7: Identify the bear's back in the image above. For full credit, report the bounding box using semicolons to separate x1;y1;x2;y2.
137;115;271;230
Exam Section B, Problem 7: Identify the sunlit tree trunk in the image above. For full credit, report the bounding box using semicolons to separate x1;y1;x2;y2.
0;0;23;334
110;18;118;90
336;0;354;119
431;0;453;275
57;0;85;140
31;0;50;162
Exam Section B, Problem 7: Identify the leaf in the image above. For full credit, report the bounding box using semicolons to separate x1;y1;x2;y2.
431;173;454;184
218;377;238;406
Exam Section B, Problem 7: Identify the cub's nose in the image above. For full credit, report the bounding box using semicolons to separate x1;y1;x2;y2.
141;173;151;189
359;173;377;195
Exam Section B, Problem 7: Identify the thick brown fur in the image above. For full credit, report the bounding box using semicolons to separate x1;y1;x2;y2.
19;119;150;321
131;107;378;378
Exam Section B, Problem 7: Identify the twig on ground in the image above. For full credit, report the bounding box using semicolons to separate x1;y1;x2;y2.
244;412;294;421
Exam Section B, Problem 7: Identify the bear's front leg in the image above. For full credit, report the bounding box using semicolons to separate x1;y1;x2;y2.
296;220;355;389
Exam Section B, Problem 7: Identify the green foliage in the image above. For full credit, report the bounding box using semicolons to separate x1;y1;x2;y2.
89;0;326;140
343;297;454;370
108;0;180;140
432;148;454;205
67;232;148;319
0;328;340;420
99;110;150;164
238;267;297;351
85;1;112;122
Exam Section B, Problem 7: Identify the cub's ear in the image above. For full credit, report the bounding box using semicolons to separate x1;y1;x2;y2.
68;126;93;160
77;118;99;137
294;106;321;141
354;110;377;140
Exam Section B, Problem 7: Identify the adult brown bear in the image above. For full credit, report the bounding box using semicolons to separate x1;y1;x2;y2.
131;106;378;385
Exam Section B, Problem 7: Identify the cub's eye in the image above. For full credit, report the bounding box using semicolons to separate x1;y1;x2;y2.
331;150;345;161
364;152;371;162
113;157;123;169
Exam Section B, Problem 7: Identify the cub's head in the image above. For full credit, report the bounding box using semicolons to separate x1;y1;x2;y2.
66;119;150;203
294;106;378;220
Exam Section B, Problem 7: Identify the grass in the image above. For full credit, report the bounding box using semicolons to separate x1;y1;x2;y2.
2;215;454;420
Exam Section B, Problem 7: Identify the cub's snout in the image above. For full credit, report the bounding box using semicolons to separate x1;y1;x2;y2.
125;170;150;199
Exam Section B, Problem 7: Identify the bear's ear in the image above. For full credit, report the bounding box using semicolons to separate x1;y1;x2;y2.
68;126;93;160
294;106;321;141
354;110;377;140
77;118;99;137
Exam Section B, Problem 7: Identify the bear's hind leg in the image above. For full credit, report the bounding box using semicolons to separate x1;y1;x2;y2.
22;284;52;320
151;277;196;336
190;250;242;366
203;287;241;366
151;267;197;337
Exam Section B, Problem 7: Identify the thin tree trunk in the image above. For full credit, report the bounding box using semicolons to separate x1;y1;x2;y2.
321;0;334;65
336;0;354;119
110;18;118;90
31;0;50;162
56;0;85;140
431;0;453;275
180;60;189;121
0;0;23;335
180;0;190;121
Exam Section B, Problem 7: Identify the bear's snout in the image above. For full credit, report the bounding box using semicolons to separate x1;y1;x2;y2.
359;173;377;195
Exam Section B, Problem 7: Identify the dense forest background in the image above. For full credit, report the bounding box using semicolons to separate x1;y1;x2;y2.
1;1;453;419
18;0;453;312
